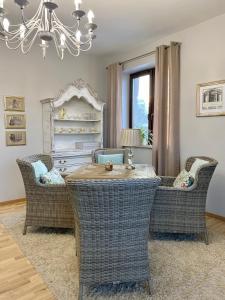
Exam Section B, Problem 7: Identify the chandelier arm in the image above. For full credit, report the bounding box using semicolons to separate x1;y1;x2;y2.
5;1;43;33
52;16;93;45
21;8;29;30
79;41;93;51
5;20;41;49
53;25;80;48
51;17;79;36
54;27;81;57
20;1;44;28
54;27;78;56
52;11;79;31
21;29;39;54
5;19;41;44
53;34;64;60
2;3;43;37
66;45;80;57
53;22;92;47
3;17;39;36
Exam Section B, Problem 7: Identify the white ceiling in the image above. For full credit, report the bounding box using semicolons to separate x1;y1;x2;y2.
4;0;225;55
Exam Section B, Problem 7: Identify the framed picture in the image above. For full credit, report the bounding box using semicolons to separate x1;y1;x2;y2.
4;96;25;112
196;80;225;117
6;131;26;146
5;114;26;129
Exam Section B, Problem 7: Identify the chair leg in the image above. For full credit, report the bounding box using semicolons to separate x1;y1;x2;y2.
204;229;209;245
78;284;83;300
145;280;152;296
23;223;27;235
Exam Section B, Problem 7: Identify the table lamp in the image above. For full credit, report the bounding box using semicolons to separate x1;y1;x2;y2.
120;128;142;169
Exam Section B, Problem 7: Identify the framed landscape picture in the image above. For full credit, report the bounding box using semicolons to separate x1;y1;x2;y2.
5;114;26;129
6;131;26;146
196;80;225;117
4;96;25;112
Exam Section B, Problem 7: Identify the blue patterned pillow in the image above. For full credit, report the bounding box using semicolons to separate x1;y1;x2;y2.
173;169;194;189
31;160;48;179
97;154;124;165
41;168;65;185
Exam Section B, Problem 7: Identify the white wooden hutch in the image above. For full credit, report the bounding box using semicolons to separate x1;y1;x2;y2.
41;79;105;173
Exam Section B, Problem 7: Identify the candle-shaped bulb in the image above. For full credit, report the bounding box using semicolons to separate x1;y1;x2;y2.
74;0;82;10
3;18;10;32
41;40;47;59
87;10;94;23
0;0;4;9
76;30;81;42
60;33;66;46
20;24;26;39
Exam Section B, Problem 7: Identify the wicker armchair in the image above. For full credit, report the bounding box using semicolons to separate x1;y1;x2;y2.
92;148;129;164
66;177;161;299
150;156;218;244
17;154;74;234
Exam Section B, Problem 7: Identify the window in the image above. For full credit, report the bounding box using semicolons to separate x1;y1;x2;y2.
129;68;155;144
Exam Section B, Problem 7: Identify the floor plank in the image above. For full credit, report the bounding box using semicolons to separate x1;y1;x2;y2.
0;223;55;300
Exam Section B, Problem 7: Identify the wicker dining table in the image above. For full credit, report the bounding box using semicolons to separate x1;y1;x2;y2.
66;163;156;181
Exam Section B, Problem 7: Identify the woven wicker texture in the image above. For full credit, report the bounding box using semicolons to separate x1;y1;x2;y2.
66;177;161;299
16;154;74;234
92;148;129;164
150;156;218;243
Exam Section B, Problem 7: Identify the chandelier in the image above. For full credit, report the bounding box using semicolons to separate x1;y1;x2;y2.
0;0;97;60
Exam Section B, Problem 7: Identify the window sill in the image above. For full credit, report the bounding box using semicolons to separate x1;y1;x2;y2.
130;145;152;149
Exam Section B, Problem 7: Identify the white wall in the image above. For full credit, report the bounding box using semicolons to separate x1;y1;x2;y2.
0;47;105;202
103;13;225;217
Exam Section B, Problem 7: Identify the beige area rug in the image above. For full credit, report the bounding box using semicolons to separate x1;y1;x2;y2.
1;208;225;300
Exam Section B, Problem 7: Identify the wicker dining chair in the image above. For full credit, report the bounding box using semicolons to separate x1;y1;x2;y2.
92;148;129;164
66;177;161;299
17;154;74;234
150;156;218;244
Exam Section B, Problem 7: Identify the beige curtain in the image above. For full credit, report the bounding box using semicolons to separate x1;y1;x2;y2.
107;63;122;148
152;42;181;176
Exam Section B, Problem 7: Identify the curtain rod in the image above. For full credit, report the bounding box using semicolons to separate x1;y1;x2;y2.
119;50;156;66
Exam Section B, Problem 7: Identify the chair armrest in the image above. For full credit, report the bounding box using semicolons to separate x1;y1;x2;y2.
157;182;198;193
160;176;176;187
36;182;68;193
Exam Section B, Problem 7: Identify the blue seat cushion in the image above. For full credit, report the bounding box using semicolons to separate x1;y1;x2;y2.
97;154;124;165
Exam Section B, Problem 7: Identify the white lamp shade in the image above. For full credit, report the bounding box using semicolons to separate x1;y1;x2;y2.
120;129;142;147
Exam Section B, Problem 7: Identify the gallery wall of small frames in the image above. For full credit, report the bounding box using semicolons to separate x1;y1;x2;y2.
4;96;26;146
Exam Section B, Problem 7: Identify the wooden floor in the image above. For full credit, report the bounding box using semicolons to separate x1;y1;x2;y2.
0;202;224;300
0;202;55;300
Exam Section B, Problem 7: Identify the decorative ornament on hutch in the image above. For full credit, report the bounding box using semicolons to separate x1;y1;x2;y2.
41;79;105;174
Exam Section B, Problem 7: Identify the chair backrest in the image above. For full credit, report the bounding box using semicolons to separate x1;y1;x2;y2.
16;154;53;188
185;156;218;191
66;177;161;285
92;148;129;164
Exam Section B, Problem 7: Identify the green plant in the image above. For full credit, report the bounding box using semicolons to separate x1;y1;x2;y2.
140;128;153;146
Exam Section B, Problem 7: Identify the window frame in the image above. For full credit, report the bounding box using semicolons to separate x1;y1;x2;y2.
129;68;155;130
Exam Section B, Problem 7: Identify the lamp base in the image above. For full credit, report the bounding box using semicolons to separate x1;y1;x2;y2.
126;147;135;170
126;163;135;170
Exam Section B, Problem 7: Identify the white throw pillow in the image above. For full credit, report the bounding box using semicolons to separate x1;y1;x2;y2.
173;169;194;189
41;168;65;185
189;158;208;178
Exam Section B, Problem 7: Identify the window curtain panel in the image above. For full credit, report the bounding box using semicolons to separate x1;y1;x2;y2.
152;42;181;176
107;63;122;148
